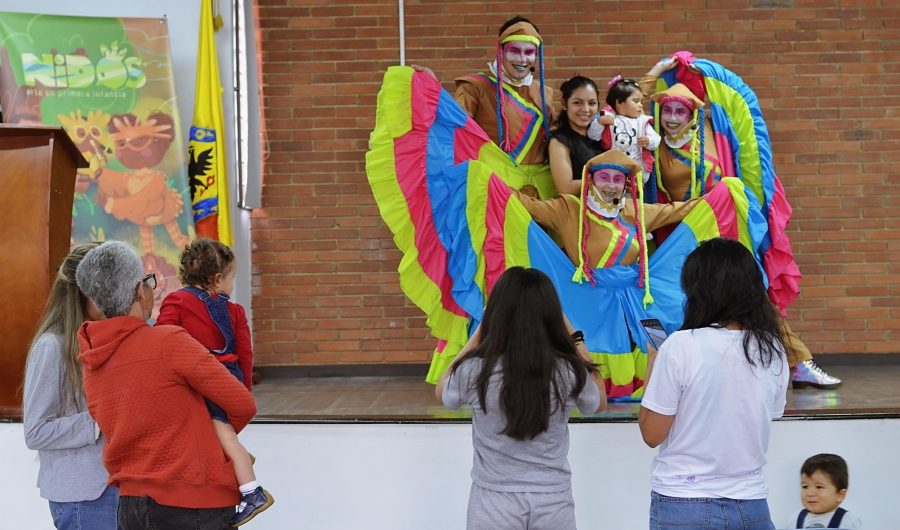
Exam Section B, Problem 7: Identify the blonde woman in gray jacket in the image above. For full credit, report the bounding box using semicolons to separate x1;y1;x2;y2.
23;242;119;530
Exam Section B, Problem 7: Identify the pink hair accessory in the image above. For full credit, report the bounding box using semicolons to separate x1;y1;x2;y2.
608;75;622;87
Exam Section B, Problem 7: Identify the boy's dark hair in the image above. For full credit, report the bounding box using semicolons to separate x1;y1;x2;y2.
605;78;642;110
801;453;849;491
451;267;598;441
178;237;236;289
499;16;538;36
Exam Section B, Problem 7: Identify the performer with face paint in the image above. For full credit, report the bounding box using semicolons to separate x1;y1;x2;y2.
512;151;698;300
639;56;841;390
639;60;723;204
367;64;802;397
453;16;557;198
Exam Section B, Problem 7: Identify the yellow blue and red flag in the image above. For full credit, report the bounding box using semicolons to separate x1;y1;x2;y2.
188;0;232;246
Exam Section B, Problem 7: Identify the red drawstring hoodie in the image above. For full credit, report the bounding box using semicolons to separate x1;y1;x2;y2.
78;316;257;508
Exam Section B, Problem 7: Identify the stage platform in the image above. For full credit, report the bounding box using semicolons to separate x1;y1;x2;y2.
250;364;900;423
6;363;900;529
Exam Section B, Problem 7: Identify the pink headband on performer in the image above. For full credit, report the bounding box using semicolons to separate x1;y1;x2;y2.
608;75;622;87
659;95;695;111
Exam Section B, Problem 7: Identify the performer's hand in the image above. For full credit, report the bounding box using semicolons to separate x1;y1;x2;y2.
597;114;615;126
410;64;437;80
687;64;702;75
650;58;678;75
637;136;650;147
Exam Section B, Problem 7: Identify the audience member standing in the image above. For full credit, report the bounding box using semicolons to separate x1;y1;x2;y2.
639;238;790;530
155;238;273;526
75;241;256;530
438;266;606;530
23;243;119;530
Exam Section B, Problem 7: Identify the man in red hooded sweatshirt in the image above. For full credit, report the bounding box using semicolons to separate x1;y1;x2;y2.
76;241;257;529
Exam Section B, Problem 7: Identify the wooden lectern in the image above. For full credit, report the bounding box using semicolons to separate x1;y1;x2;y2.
0;125;87;415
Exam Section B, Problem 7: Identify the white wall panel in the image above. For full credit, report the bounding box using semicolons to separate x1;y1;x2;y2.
3;419;896;529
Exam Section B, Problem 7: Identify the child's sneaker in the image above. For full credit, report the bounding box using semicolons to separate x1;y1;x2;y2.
230;487;274;527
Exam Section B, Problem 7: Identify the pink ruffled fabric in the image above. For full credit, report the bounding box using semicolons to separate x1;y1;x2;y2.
669;50;706;101
764;176;802;314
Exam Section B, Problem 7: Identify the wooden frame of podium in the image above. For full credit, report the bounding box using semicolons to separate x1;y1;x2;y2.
0;125;87;416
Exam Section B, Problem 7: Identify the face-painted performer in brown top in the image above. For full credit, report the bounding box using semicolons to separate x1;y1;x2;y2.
453;17;555;169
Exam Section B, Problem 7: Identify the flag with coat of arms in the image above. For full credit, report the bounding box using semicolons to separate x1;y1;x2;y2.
188;0;233;246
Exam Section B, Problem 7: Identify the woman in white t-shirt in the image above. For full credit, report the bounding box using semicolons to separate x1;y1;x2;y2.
639;237;790;530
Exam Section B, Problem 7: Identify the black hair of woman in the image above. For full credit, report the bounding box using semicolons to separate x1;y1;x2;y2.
556;76;600;133
498;15;539;35
451;266;597;441
605;77;642;110
680;237;786;368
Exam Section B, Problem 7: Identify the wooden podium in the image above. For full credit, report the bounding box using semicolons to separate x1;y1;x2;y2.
0;125;87;414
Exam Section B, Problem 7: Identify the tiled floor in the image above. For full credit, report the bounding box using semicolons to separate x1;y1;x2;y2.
251;364;900;423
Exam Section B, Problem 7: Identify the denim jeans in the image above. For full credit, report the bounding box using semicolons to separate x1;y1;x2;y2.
204;361;245;423
49;485;119;530
650;491;775;530
118;496;233;530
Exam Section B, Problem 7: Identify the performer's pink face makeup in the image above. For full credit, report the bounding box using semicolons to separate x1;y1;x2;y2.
661;101;692;136
501;42;537;81
592;169;627;205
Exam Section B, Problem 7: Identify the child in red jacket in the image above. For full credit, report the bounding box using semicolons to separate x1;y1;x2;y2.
156;238;273;526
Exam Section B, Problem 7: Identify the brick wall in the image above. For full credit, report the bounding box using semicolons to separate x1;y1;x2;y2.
252;0;900;366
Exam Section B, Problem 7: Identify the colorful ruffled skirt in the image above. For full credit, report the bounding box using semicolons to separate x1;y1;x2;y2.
365;66;793;400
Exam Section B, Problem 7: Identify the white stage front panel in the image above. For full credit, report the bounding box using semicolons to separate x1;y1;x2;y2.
3;419;895;529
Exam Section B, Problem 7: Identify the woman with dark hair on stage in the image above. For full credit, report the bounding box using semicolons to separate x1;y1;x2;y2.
436;266;605;530
22;243;120;530
639;237;790;530
548;76;607;196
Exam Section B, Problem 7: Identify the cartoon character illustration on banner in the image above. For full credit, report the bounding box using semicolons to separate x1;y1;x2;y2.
96;111;192;256
0;13;196;320
57;109;114;193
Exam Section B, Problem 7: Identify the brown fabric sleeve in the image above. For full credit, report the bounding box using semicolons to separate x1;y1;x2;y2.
510;188;573;233
639;73;659;100
454;81;482;118
643;198;701;232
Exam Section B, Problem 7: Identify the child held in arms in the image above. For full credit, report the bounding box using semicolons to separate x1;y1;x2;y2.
155;238;273;527
786;453;862;529
588;76;660;183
